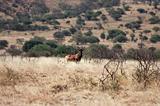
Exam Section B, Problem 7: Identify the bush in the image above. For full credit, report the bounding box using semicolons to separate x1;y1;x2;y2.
150;34;160;43
76;16;85;26
107;29;126;39
6;48;22;56
28;44;54;57
100;33;106;40
48;20;60;25
143;30;151;33
30;0;49;16
114;35;128;43
84;30;93;36
31;36;46;42
72;32;100;44
130;33;135;41
53;31;65;39
0;40;8;49
69;27;77;34
112;44;122;50
22;39;43;52
142;35;148;41
84;11;102;20
45;40;57;48
84;44;111;59
61;30;72;36
81;36;100;44
149;16;160;24
125;48;137;59
55;45;76;57
152;26;160;32
137;8;146;13
108;8;124;20
155;49;160;59
125;21;141;30
123;4;130;11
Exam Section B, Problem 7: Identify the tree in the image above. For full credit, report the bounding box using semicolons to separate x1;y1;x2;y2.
108;8;124;21
55;45;76;57
45;40;58;48
137;8;146;13
152;26;160;32
130;33;135;41
150;34;160;43
31;0;49;16
114;35;128;43
84;44;110;59
149;16;160;24
107;29;126;39
22;39;43;52
100;33;106;40
69;27;77;34
53;31;65;39
0;40;8;49
112;44;123;50
84;30;93;36
6;47;22;56
125;21;141;30
28;44;54;57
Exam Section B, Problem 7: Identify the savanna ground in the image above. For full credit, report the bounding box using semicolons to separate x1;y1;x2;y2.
0;56;160;106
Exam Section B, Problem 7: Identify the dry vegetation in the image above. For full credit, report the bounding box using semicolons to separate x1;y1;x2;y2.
0;56;160;106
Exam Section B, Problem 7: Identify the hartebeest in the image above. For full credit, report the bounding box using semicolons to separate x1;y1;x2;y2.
65;48;83;62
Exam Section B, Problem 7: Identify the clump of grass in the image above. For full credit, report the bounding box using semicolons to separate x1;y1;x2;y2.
0;65;21;86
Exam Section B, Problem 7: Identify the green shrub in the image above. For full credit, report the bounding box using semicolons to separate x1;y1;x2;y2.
100;33;106;40
152;26;160;32
0;40;8;49
81;36;100;44
149;16;160;24
53;31;65;39
150;34;160;43
30;0;49;16
155;49;160;59
112;44;122;50
84;44;110;59
55;45;76;57
84;30;93;36
114;35;128;43
85;11;102;20
107;29;126;39
22;39;43;52
143;30;151;33
15;12;32;25
72;32;100;44
48;20;60;25
142;35;148;41
61;30;72;36
45;40;57;48
6;48;22;56
76;16;85;26
130;33;135;41
137;8;146;13
117;8;125;15
31;36;46;42
125;48;137;59
69;27;77;34
28;44;54;57
108;8;124;20
123;4;130;11
125;21;141;29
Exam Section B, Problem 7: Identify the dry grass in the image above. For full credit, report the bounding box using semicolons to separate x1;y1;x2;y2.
0;56;160;106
